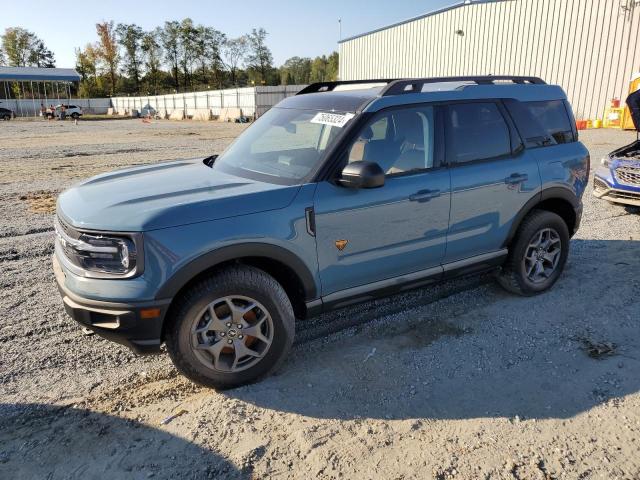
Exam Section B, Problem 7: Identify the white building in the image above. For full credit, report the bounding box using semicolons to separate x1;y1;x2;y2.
338;0;640;119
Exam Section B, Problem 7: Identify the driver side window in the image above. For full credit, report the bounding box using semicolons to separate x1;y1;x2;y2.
347;105;435;175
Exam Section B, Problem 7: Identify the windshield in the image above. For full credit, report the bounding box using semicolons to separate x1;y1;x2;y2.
212;107;351;184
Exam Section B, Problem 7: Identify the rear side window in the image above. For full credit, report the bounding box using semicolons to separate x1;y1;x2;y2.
445;102;511;164
524;100;575;144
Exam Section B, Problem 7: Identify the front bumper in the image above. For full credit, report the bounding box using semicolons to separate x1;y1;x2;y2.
593;166;640;207
53;254;170;354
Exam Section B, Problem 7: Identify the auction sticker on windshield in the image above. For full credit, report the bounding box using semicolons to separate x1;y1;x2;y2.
310;112;355;128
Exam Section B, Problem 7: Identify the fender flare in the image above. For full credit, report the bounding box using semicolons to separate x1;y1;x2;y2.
155;243;318;301
503;186;579;247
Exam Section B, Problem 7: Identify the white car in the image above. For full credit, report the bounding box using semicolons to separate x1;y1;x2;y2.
55;104;82;119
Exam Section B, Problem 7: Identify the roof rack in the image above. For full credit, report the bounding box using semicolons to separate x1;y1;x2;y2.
296;76;546;96
380;76;546;96
296;79;395;95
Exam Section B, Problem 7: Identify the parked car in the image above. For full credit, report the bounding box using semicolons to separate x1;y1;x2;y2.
593;89;640;206
0;107;14;120
55;104;82;119
53;76;590;388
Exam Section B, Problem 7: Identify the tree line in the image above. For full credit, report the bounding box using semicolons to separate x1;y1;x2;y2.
0;27;56;68
0;22;338;98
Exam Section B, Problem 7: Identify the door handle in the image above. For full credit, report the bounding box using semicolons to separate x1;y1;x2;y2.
409;189;441;202
505;173;528;184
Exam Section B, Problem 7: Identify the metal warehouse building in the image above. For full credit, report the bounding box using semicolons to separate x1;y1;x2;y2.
338;0;640;119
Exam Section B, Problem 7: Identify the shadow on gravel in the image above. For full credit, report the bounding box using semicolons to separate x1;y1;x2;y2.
0;403;242;480
228;239;640;423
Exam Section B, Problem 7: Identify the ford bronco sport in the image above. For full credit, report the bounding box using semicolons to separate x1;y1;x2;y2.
53;76;590;388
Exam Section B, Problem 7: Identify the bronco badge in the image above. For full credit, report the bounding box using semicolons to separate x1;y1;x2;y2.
335;239;348;251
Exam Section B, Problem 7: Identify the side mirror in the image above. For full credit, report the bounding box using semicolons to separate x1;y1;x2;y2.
338;161;385;188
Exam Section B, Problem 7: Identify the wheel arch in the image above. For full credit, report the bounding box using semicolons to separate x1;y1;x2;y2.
504;187;579;247
156;243;318;337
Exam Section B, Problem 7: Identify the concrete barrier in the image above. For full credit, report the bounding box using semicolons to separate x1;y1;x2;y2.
169;110;185;120
218;107;242;122
193;109;213;121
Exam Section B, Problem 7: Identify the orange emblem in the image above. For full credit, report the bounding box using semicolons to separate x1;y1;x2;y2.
335;239;348;251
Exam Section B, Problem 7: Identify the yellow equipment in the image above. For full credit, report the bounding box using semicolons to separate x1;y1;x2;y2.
622;74;640;130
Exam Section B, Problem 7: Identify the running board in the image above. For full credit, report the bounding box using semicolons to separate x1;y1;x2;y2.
310;249;508;314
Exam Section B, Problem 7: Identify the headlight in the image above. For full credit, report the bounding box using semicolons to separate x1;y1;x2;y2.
54;216;143;278
73;233;137;274
601;156;612;168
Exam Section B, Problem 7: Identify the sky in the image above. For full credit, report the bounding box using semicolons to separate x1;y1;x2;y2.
0;0;454;68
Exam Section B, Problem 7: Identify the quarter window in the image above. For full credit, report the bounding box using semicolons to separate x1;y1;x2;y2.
524;100;575;144
445;102;511;163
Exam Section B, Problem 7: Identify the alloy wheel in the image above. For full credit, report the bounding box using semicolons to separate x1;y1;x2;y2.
190;295;274;373
522;227;562;284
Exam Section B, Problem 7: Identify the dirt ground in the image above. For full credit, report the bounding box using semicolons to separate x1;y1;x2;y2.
0;118;639;480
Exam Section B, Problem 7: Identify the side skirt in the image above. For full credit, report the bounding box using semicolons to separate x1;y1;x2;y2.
306;249;507;316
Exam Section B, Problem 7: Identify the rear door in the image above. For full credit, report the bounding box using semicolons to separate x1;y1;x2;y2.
444;101;541;263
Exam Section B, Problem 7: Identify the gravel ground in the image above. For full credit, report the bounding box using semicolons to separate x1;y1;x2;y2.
0;118;639;480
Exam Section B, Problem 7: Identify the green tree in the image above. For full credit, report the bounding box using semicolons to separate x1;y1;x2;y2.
75;45;96;81
160;21;181;91
178;18;197;90
280;56;311;85
95;21;119;95
223;36;248;86
116;23;144;94
193;25;226;88
1;28;56;68
75;44;108;97
2;27;35;66
141;29;163;94
327;51;339;81
309;52;338;82
29;39;55;67
310;55;328;82
246;28;273;85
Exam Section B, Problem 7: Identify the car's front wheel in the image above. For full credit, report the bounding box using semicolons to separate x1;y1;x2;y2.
2;114;10;121
71;113;79;119
497;209;569;296
165;265;295;389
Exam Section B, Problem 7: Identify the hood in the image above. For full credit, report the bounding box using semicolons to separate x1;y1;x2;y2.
627;89;640;131
57;158;299;231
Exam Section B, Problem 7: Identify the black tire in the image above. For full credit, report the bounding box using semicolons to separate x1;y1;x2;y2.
497;209;570;296
165;265;295;389
2;115;10;121
71;113;79;119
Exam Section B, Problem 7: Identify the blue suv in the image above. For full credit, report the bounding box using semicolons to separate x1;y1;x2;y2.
593;89;640;206
53;76;590;388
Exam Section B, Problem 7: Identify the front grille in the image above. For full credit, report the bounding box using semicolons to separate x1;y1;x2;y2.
615;165;640;186
608;190;640;200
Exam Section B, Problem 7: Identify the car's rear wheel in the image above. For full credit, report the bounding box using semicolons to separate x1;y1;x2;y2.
2;114;10;121
165;265;294;389
497;209;569;296
71;113;79;119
